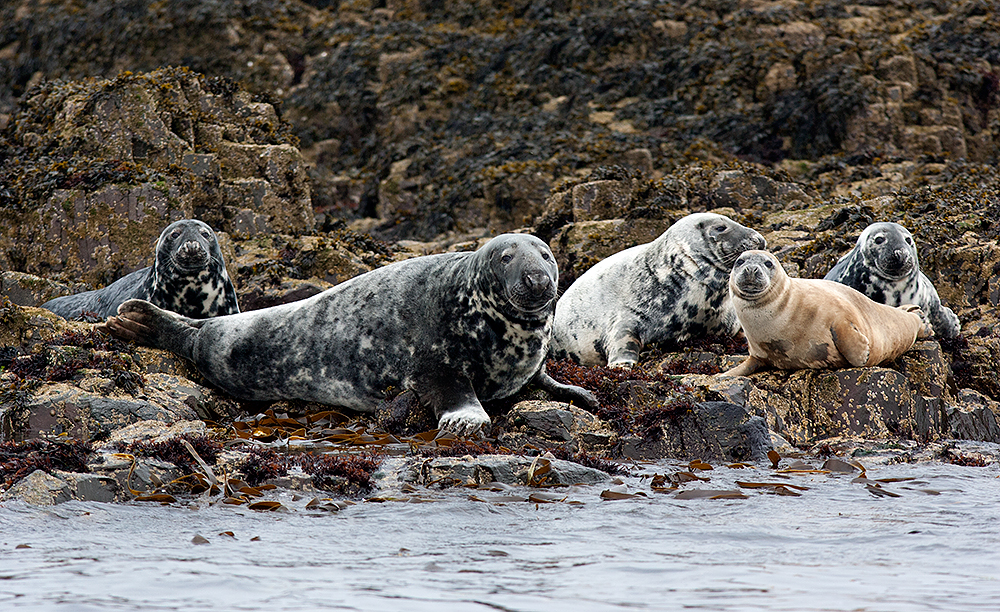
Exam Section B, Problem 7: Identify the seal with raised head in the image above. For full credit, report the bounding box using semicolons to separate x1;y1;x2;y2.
550;212;766;367
823;221;960;339
100;234;597;435
721;250;933;377
42;219;239;320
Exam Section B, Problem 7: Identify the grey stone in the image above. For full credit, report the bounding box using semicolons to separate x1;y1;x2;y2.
54;470;120;503
947;390;1000;442
620;401;773;462
1;470;71;505
419;455;611;487
498;400;616;453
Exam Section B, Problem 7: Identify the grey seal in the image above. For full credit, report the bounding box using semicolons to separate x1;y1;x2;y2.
823;221;959;339
723;250;932;377
42;219;239;320
100;233;597;435
551;212;766;366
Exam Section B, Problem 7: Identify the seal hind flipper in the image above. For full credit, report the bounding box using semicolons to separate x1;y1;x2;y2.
100;299;201;359
901;304;936;339
531;364;599;410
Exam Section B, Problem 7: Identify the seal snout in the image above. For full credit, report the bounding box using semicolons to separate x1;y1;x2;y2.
522;268;552;296
878;248;914;278
173;240;210;270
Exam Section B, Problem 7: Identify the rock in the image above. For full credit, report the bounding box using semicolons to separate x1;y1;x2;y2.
1;378;202;442
417;455;612;488
0;68;311;286
619;402;773;462
708;170;815;211
87;453;184;497
947;390;1000;443
104;420;208;446
497;400;616;454
1;272;84;308
52;470;119;503
0;469;71;505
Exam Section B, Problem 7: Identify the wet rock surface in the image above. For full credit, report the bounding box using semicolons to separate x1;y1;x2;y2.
2;1;1000;504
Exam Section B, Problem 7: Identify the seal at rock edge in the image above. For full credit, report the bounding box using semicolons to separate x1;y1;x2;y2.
823;221;960;339
550;212;766;366
42;219;239;320
101;233;597;436
721;250;933;377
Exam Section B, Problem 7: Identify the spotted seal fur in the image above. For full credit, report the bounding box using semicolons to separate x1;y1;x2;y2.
722;250;933;377
551;212;766;366
101;234;597;435
42;219;239;320
823;221;960;339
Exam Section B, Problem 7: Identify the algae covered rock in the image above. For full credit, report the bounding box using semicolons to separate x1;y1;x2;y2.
0;68;311;287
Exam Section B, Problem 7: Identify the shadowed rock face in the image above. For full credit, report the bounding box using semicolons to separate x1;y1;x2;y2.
1;1;997;240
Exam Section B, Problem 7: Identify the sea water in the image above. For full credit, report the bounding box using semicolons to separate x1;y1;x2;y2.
2;459;999;611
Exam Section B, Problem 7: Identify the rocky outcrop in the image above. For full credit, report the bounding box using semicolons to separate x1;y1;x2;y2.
0;68;311;287
2;2;1000;506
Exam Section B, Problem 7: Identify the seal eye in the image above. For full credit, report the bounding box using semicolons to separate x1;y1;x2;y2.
541;252;551;261
200;229;212;238
874;236;885;245
170;230;182;240
763;260;773;269
501;254;513;265
904;237;912;245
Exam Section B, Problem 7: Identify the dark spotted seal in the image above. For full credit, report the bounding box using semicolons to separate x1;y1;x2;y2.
722;250;932;377
42;219;239;320
551;212;766;366
823;221;960;339
101;234;597;435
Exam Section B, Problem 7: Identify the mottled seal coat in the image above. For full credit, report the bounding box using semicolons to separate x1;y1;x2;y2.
101;234;597;435
722;250;932;377
42;219;239;320
551;212;766;366
824;221;960;339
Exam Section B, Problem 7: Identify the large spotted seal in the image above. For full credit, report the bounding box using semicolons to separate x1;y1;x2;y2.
101;234;597;435
722;250;932;377
42;219;239;320
823;221;960;339
551;212;766;366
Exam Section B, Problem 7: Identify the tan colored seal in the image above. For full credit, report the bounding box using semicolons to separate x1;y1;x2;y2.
721;250;932;377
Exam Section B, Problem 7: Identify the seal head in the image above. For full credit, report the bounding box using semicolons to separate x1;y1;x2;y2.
551;212;766;367
41;219;239;320
145;219;240;318
824;222;959;339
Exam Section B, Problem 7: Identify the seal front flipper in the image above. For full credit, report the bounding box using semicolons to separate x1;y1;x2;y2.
530;364;599;411
605;326;642;368
415;375;491;437
830;320;871;367
99;299;201;359
720;355;766;377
